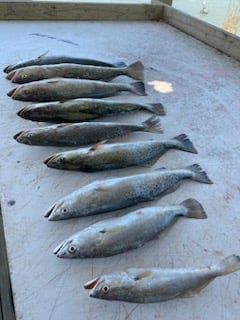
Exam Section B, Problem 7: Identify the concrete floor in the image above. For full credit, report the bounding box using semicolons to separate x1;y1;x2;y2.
0;20;240;320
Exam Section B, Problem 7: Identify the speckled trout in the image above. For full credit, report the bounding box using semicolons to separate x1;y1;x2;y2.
4;53;126;73
17;99;165;123
7;78;146;102
7;61;143;84
14;116;162;147
44;134;197;171
84;255;240;303
54;199;207;258
44;164;212;221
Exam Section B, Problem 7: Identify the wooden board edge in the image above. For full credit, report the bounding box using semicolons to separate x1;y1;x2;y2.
0;2;163;21
0;203;16;320
163;5;240;62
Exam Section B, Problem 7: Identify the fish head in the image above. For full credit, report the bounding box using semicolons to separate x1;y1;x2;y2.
9;67;46;84
44;150;89;170
13;128;46;145
44;195;80;221
53;227;104;258
44;153;70;169
7;85;32;101
84;272;135;301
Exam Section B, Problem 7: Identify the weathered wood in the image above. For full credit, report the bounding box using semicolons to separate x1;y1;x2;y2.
163;5;240;62
152;0;172;6
0;204;16;320
0;2;163;21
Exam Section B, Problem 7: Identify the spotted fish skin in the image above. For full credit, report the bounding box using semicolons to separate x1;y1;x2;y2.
17;99;165;123
54;199;207;258
7;78;146;102
14;116;162;147
44;164;212;221
84;255;240;303
44;134;197;171
4;54;126;73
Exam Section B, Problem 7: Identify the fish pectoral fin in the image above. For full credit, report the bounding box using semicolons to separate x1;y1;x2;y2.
177;279;213;298
154;166;167;171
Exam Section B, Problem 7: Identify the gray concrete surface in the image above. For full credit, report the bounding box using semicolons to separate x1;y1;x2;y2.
0;20;240;320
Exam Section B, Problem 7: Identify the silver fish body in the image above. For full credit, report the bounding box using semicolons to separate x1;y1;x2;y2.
7;61;143;84
14;116;162;147
4;54;126;73
44;134;197;171
7;78;146;102
54;199;207;258
44;164;212;220
17;99;165;123
84;255;240;303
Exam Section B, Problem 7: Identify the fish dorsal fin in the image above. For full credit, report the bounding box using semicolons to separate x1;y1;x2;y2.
38;51;49;59
130;269;152;281
154;167;167;171
88;140;107;153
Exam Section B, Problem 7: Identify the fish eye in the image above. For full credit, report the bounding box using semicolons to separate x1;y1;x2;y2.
68;245;76;254
22;74;28;78
61;207;68;214
102;285;109;294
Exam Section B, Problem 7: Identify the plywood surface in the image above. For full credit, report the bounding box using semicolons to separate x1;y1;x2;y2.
0;20;240;320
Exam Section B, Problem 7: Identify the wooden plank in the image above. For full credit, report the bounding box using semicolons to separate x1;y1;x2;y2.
163;5;240;62
0;204;16;320
0;1;163;21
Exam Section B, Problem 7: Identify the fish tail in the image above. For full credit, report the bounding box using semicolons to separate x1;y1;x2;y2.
129;81;147;96
148;103;166;115
142;116;163;133
180;198;207;219
186;164;213;184
173;134;198;154
215;255;240;275
125;61;144;81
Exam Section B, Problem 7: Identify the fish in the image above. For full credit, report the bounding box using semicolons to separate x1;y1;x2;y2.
44;134;197;171
17;99;165;123
54;199;207;258
7;61;143;84
44;164;212;221
3;52;126;73
7;78;146;102
84;255;240;303
13;116;162;147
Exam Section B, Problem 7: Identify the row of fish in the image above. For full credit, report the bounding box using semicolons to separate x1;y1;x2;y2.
5;54;239;304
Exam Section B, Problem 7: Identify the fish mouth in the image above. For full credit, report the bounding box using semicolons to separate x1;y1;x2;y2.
84;277;100;290
17;107;25;117
7;87;18;97
6;70;17;80
44;203;57;220
3;65;14;73
53;240;66;256
44;154;57;166
13;130;25;141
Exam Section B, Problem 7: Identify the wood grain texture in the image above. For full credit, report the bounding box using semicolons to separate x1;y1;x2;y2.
0;204;16;320
0;2;163;21
163;5;240;62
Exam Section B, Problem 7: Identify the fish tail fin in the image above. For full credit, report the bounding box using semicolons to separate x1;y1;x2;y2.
125;61;144;81
130;81;147;96
180;198;207;219
142;116;163;133
173;134;198;154
186;164;213;184
147;103;166;115
215;255;240;275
